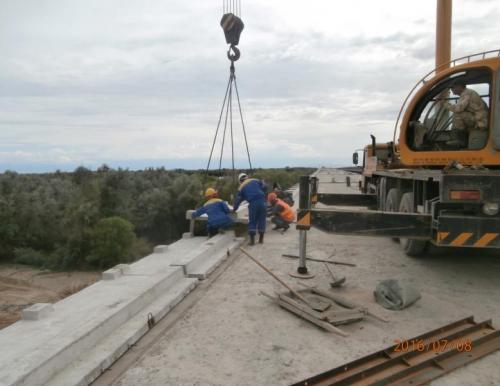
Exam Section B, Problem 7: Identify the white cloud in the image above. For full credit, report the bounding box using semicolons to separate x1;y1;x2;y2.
0;0;499;171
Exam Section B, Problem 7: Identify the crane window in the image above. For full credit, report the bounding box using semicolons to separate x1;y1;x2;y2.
408;69;491;151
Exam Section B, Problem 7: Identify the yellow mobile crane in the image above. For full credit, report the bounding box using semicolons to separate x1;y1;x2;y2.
296;0;500;259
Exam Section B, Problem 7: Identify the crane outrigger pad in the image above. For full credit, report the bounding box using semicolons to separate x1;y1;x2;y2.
292;316;500;386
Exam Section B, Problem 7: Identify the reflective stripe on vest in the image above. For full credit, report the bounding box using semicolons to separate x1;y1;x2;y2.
238;178;258;191
204;198;223;206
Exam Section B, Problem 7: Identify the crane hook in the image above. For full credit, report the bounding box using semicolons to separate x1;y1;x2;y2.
221;11;244;63
227;44;240;62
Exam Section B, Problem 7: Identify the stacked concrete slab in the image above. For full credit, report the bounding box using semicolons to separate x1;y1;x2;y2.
0;232;242;386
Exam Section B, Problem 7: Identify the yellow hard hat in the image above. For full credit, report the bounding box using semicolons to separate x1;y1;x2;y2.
204;187;217;198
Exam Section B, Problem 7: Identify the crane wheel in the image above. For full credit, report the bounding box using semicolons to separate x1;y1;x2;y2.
385;188;401;243
399;192;428;257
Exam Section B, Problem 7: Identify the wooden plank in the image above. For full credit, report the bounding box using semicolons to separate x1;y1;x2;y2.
299;284;389;323
309;287;358;309
278;294;325;320
260;291;346;335
240;247;313;307
282;293;364;326
313;288;389;323
323;309;364;319
324;310;365;325
277;299;348;337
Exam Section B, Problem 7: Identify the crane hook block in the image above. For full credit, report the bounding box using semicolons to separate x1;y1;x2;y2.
220;13;244;46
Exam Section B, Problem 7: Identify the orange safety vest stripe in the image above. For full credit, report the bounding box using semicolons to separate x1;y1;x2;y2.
276;198;295;222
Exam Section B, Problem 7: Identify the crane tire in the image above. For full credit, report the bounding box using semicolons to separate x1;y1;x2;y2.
385;188;401;243
399;192;428;257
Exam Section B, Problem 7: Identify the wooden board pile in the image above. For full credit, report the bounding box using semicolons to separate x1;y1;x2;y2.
240;247;388;337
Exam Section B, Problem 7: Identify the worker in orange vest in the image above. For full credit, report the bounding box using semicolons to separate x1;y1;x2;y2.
267;192;295;231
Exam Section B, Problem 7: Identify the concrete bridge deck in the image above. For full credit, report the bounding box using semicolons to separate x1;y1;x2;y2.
100;168;500;386
0;233;241;386
1;168;499;386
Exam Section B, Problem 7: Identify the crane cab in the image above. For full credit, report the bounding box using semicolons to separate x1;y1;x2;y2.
398;53;500;167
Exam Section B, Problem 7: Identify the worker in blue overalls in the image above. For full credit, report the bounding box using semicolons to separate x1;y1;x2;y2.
192;188;234;237
233;173;267;245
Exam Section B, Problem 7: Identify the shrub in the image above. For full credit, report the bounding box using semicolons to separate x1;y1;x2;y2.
13;248;47;267
86;217;136;269
129;237;154;261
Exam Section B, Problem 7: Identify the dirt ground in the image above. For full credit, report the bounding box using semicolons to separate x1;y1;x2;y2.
0;264;100;329
103;170;500;386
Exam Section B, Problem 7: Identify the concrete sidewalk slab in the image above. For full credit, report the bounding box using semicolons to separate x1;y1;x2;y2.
187;239;243;280
46;277;198;386
170;233;240;277
0;230;246;386
0;266;185;386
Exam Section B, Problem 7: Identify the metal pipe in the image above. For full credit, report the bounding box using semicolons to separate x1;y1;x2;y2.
298;175;311;274
298;176;310;212
436;0;452;72
298;230;308;274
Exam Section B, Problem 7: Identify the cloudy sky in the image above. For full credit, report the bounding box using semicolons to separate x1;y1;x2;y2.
1;0;499;172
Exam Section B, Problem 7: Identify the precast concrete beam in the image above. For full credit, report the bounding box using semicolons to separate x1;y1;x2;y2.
153;245;168;253
0;222;254;385
165;234;243;277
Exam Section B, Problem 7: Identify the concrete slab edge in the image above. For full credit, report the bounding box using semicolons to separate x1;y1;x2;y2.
1;233;241;386
187;239;242;280
16;268;186;386
47;278;199;386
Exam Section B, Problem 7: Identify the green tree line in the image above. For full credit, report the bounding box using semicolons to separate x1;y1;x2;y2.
0;166;313;270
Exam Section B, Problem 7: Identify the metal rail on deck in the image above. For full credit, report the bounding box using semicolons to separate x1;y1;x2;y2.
292;316;500;386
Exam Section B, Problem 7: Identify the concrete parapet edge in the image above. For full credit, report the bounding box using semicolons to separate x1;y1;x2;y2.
0;232;241;386
21;303;55;321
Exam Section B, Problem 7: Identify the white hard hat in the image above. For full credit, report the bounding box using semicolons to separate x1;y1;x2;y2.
238;173;248;182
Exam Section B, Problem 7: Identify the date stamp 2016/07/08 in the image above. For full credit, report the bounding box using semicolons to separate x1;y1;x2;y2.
393;338;473;353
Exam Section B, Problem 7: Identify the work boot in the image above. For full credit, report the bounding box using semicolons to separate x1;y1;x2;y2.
258;232;264;244
283;224;290;232
249;233;256;246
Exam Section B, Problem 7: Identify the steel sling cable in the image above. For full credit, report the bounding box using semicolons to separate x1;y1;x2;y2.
233;76;252;173
205;76;232;176
218;81;232;172
229;74;235;183
205;0;251;184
